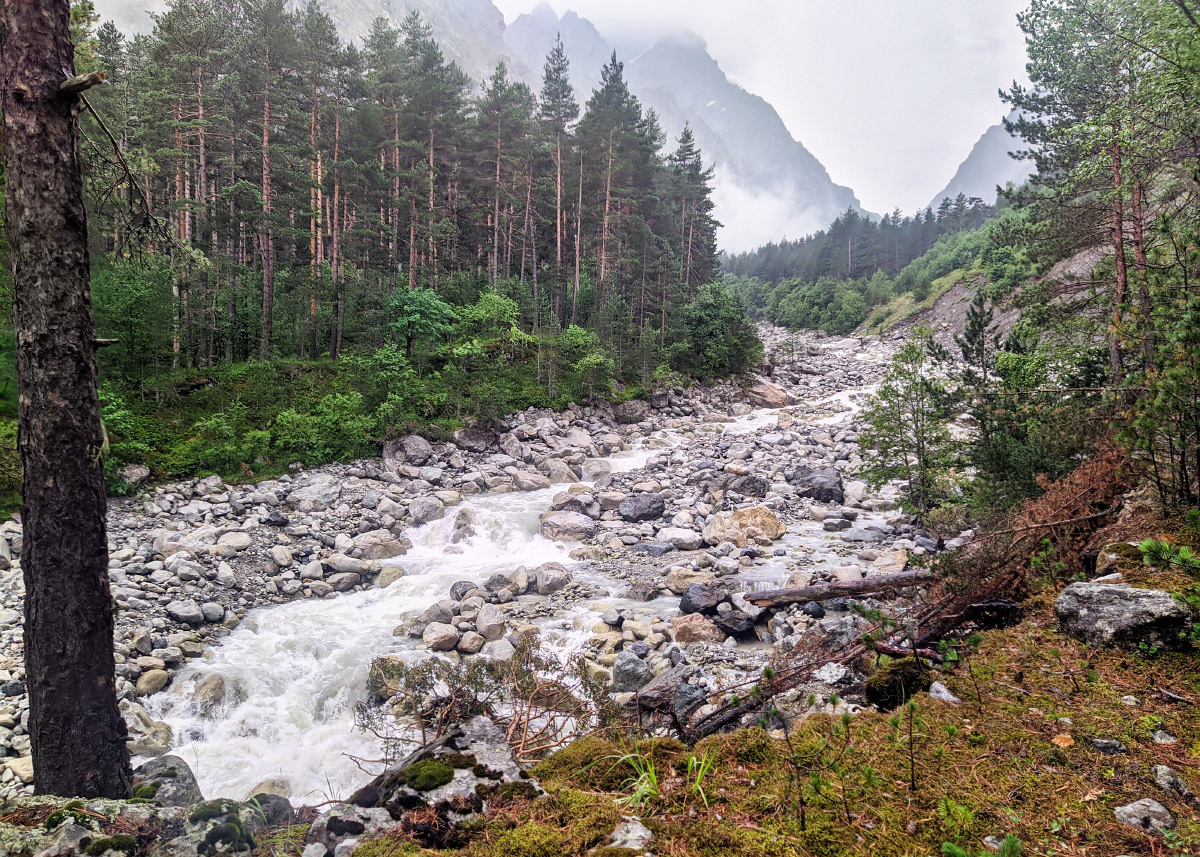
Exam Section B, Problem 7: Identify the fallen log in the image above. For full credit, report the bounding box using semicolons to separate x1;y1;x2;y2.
745;569;936;608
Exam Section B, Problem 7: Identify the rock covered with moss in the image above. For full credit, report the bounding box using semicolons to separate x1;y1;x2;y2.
346;716;538;821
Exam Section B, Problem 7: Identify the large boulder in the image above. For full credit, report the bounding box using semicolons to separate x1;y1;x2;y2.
540;511;596;542
611;651;653;692
409;496;446;523
535;562;573;594
366;655;407;702
353;529;407;560
656;527;703;551
671;613;726;643
455;426;498;453
790;466;845;504
702;505;786;546
744;378;789;408
286;472;343;511
679;582;729;616
385;434;433;467
166;599;205;626
133;755;204;808
1054;582;1190;649
613;400;650;424
347;716;536;819
618;493;666;522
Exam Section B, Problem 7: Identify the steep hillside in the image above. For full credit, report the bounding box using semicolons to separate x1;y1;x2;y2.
928;112;1034;208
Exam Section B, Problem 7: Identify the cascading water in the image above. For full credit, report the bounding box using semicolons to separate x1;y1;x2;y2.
141;437;675;803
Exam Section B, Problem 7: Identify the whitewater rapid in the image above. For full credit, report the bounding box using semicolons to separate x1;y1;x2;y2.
141;435;679;803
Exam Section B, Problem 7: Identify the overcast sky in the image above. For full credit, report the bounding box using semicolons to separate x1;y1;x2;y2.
96;0;1031;214
494;0;1030;214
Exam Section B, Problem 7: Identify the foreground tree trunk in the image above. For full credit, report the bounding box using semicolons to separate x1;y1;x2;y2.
0;0;132;798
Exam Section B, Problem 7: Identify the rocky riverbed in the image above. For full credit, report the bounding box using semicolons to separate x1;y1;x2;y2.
0;324;961;805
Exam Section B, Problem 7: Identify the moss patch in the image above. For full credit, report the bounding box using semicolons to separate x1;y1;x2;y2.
864;657;931;710
84;834;137;856
402;759;455;792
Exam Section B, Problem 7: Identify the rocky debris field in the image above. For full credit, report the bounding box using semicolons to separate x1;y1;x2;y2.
1;325;963;805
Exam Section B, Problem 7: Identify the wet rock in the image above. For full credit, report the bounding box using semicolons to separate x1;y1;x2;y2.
512;470;551;491
422;623;460;651
618;493;666;522
539;511;596;542
1113;798;1175;835
136;669;171;696
326;572;362;591
475;603;506;641
410;496;446;524
611;651;653;692
134;754;204;808
729;474;769;498
789;466;845;504
121;698;174;756
679;582;729;616
663;567;714;595
540;458;579;484
535;562;573;595
353;530;407;560
193;673;227;715
1054;583;1190;649
712;609;756;639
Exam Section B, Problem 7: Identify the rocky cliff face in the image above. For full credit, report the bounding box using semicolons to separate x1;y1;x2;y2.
927;111;1034;208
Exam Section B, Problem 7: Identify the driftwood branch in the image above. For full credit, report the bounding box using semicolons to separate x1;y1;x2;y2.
746;569;935;608
60;71;105;96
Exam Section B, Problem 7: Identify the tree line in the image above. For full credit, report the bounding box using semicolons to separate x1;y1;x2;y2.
77;0;754;391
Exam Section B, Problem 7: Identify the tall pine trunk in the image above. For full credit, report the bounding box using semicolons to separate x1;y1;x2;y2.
1108;138;1128;386
0;0;133;798
259;61;275;362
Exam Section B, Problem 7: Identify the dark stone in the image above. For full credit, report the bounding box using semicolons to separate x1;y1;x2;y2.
613;400;650;424
454;426;498;454
627;541;676;557
247;794;294;827
712;610;756;639
611;651;653;692
483;574;515;594
801;601;826;619
264;510;289;528
679;582;729;616
449;581;476;601
1092;738;1128;755
672;680;708;722
650;390;669;409
1;680;24;696
729;475;769;498
618;493;666;522
789;466;845;504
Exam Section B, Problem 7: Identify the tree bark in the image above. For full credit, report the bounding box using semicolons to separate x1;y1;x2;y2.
259;60;275;362
0;0;132;798
1108;138;1128;385
745;570;935;608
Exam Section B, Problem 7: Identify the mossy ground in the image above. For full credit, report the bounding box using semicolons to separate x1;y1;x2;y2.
309;593;1197;857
